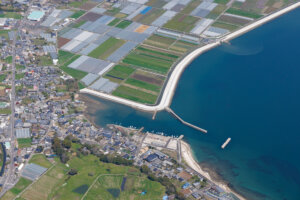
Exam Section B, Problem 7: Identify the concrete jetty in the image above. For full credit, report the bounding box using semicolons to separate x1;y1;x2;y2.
166;107;207;133
221;138;231;149
152;111;157;120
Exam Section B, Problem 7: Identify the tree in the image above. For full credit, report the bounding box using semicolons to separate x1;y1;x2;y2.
62;138;72;149
61;153;69;163
68;168;78;176
140;165;150;175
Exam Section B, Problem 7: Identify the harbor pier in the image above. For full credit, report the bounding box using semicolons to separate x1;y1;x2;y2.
166;107;207;133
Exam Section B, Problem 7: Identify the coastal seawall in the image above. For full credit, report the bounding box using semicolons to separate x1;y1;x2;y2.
80;2;300;112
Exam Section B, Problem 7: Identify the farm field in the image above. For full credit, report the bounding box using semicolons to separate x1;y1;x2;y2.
58;50;75;65
60;55;88;80
88;37;126;59
70;10;86;19
212;21;240;31
29;154;52;168
125;78;161;93
113;85;158;104
17;138;32;149
18;153;164;200
226;7;263;19
134;8;165;25
144;34;177;49
122;46;179;74
85;174;164;200
108;18;121;26
115;20;132;29
2;178;32;200
163;13;199;32
169;40;198;53
105;65;135;80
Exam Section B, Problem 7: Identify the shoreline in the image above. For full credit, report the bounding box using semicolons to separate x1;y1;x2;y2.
80;2;300;112
180;140;246;200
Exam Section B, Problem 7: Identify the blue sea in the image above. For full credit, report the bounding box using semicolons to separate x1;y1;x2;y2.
84;8;300;200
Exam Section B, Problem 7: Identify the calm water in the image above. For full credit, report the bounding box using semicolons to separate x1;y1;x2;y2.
86;8;300;200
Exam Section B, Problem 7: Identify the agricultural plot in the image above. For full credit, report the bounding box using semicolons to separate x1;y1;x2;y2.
85;175;164;200
131;70;165;86
226;7;263;19
70;10;86;19
169;40;198;53
60;55;88;80
144;34;176;49
17;138;32;148
206;4;227;19
134;8;166;25
58;50;75;65
146;0;168;8
163;13;199;32
88;37;126;60
125;78;161;93
107;18;121;26
2;178;32;200
105;65;135;80
19;153;162;200
122;46;179;74
113;85;158;104
116;20;132;29
29;154;52;168
212;21;240;31
181;0;203;14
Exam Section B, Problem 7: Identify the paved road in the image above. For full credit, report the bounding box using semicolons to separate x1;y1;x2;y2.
0;2;32;196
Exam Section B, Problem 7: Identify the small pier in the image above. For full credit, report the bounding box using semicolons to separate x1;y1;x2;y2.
137;127;144;134
166;107;207;134
221;138;231;149
152;111;157;120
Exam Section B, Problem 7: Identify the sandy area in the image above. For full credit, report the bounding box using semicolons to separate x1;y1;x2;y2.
180;140;246;200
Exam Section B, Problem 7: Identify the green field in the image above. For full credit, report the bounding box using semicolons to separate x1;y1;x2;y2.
38;55;53;66
58;50;75;65
85;174;164;200
136;8;165;25
169;40;198;53
125;78;160;92
122;46;178;74
181;0;202;14
226;8;263;19
20;154;164;200
69;0;88;8
113;85;157;104
164;13;199;32
106;65;135;80
60;55;88;80
144;34;176;49
0;30;9;40
17;138;32;149
16;73;25;80
29;154;52;168
108;18;121;26
88;37;126;59
2;178;32;200
5;56;12;64
70;10;86;19
72;20;87;28
212;21;240;31
207;4;227;19
0;108;11;115
0;12;22;19
214;0;230;4
116;20;132;29
0;74;7;82
16;64;25;70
